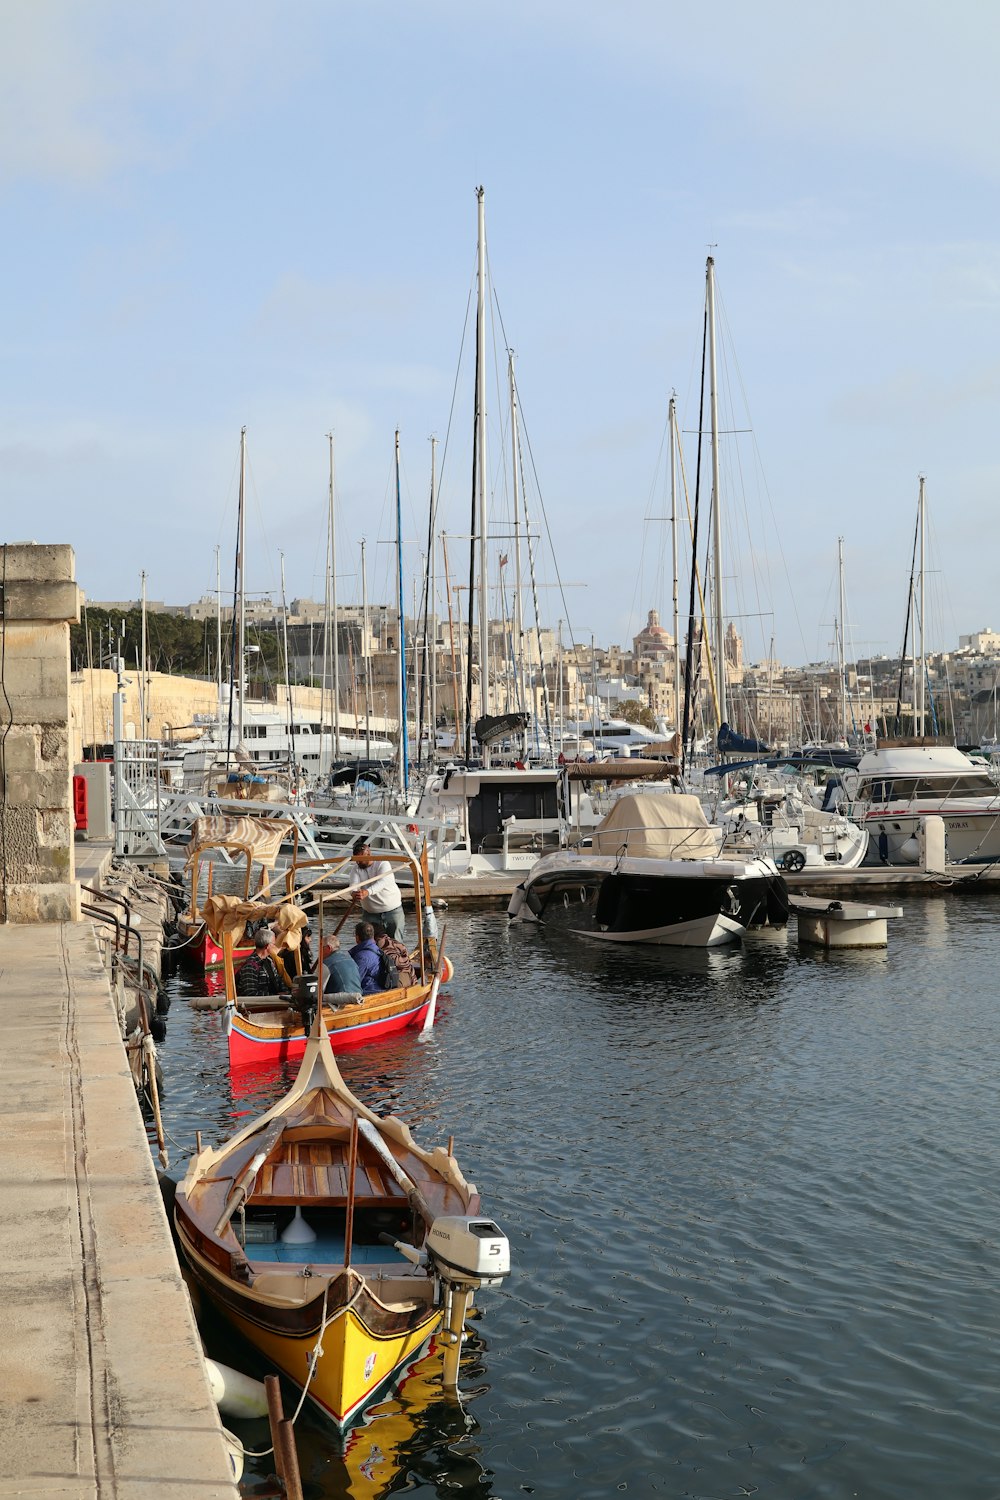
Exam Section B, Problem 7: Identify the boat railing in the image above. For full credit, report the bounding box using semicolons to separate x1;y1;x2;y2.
131;784;461;882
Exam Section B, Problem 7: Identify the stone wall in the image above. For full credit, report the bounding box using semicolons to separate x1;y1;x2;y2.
0;544;82;922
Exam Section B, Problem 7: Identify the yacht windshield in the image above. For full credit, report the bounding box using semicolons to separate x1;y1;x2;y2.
861;774;998;801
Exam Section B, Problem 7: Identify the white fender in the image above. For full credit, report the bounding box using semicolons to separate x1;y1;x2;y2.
205;1357;269;1419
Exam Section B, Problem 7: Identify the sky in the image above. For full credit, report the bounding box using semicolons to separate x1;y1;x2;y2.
4;0;1000;670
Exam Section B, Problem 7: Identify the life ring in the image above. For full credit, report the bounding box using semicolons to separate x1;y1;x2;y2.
440;955;454;983
782;848;806;873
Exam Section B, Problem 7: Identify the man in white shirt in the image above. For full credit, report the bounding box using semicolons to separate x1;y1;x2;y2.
348;837;405;939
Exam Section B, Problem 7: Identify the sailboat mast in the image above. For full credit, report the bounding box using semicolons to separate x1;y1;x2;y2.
476;185;490;723
508;350;526;747
669;395;681;729
395;430;409;792
237;425;247;744
279;552;296;785
918;474;926;736
706;257;727;728
442;535;463;752
429;436;438;760
838;535;847;738
139;570;147;740
328;433;341;759
361;539;372;761
215;544;222;727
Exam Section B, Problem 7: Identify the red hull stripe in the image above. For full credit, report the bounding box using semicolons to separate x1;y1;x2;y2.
227;998;432;1067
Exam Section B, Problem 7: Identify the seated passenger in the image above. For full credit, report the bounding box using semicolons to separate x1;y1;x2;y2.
348;921;383;995
373;924;416;988
235;929;284;997
319;934;362;995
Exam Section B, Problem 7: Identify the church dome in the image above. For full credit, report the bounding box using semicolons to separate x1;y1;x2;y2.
633;608;673;655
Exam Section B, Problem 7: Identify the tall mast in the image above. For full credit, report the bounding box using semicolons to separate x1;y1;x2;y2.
328;433;341;758
442;535;463;752
428;436;438;759
279;552;296;783
476;185;490;722
139;570;148;740
918;474;926;736
395;430;409;792
215;544;222;728
838;535;847;738
669;394;681;729
706;257;726;728
237;424;247;744
509;351;526;746
361;539;372;761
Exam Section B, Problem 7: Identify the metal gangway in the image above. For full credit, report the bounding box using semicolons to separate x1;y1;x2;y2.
112;745;460;879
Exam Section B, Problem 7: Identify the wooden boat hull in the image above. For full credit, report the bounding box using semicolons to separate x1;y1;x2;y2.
178;1233;441;1428
227;986;438;1067
179;918;254;972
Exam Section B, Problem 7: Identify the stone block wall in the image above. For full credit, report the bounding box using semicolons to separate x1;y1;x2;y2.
0;545;82;921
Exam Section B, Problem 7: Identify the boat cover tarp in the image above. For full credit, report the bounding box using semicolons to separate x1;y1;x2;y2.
563;757;678;781
717;722;772;755
201;895;309;954
186;814;291;870
474;712;529;745
592;793;721;859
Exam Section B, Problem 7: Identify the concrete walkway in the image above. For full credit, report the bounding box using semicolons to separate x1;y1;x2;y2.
0;921;240;1498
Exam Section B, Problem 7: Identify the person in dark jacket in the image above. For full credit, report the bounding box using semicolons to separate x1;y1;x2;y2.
235;929;284;996
320;935;363;995
348;921;383;995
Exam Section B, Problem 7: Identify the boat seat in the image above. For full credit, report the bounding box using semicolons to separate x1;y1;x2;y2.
252;1141;409;1207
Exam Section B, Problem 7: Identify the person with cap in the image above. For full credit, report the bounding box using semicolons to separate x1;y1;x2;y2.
348;837;405;940
235;928;285;997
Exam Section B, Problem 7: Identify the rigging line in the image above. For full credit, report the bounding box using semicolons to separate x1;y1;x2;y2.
682;305;710;773
244;446;280;603
505;397;578;653
674;413;718;723
715;283;810;664
512;371;554;755
488;291;578;652
626;412;671;652
464;291;481;764
716;327;768;667
893;504;921;730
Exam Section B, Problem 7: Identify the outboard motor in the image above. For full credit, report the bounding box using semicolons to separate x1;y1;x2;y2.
380;1214;511;1388
425;1216;511;1289
289;973;318;1031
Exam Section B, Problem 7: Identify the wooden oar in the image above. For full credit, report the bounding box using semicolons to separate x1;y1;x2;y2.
420;923;447;1036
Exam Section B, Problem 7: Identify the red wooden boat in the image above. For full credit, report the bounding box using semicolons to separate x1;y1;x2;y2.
176;812;291;971
204;846;452;1068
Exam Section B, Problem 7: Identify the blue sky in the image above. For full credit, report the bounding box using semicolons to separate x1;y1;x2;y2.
4;0;1000;668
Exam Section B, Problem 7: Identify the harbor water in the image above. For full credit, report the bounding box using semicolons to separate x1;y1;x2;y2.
157;892;1000;1498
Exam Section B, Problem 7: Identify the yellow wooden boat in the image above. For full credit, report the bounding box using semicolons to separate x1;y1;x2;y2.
174;1009;509;1428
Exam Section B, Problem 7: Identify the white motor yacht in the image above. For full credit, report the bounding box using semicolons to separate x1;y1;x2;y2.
841;737;1000;864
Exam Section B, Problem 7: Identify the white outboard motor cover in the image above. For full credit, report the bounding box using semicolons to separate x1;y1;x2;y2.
427;1216;511;1286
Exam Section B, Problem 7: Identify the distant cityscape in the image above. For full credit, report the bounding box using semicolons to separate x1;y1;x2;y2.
86;594;1000;747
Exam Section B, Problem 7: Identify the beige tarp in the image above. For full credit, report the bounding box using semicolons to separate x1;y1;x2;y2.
592;793;721;859
186;814;291;870
201;895;308;954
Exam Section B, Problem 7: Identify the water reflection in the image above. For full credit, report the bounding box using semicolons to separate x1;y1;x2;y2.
154;895;1000;1499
